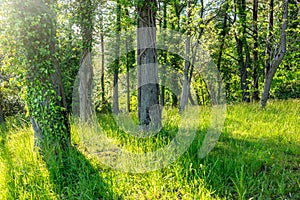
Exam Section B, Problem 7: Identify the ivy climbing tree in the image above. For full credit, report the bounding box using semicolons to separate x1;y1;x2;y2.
5;0;70;150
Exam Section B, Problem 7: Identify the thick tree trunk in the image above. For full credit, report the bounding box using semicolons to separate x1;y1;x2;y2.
261;0;288;108
78;0;94;122
79;51;93;122
16;0;70;149
137;0;161;130
252;0;260;101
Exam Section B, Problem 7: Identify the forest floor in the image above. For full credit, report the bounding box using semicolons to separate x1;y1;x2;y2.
0;100;299;199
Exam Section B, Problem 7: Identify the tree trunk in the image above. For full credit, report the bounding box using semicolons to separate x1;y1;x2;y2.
113;1;121;114
16;0;70;149
101;34;105;103
79;51;93;122
236;0;250;102
266;0;274;76
261;0;288;108
78;0;95;122
179;0;191;113
252;0;260;101
160;0;167;107
126;37;131;113
124;10;135;113
137;0;161;130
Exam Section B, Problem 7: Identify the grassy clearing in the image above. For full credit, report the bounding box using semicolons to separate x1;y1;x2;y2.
0;99;299;199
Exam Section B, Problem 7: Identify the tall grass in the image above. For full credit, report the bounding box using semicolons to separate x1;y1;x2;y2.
0;99;299;199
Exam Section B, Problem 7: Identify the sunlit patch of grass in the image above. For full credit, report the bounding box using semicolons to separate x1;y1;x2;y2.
0;99;299;199
0;125;56;199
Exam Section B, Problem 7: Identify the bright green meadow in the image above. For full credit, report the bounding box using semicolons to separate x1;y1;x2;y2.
0;100;299;199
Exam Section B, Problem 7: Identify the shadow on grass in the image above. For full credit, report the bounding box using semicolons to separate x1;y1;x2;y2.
0;122;118;199
43;145;117;199
78;113;300;199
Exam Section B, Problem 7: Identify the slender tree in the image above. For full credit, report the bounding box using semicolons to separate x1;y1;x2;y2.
179;0;192;112
252;0;260;101
235;0;251;102
159;0;168;107
113;1;121;114
261;0;288;108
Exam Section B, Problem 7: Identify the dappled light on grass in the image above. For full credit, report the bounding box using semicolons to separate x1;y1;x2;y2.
0;100;299;199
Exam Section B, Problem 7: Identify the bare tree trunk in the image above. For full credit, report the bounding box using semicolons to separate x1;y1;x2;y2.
124;10;135;113
179;0;191;113
235;0;250;102
101;34;105;103
160;0;167;107
79;51;93;122
137;0;161;129
216;2;229;72
252;0;260;101
126;40;131;113
261;0;288;108
113;1;121;114
78;0;95;122
266;0;274;76
171;71;179;107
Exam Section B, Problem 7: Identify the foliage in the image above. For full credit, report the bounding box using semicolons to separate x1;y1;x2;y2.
1;0;70;149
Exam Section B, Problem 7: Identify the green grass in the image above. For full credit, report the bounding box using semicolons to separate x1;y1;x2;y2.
0;99;299;199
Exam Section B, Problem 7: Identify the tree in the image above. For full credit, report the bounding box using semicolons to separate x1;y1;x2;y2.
6;0;70;149
113;1;121;114
252;0;260;101
76;0;96;122
179;0;192;112
235;0;251;102
137;0;161;129
261;0;288;108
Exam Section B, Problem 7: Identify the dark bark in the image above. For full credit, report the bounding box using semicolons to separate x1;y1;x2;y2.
160;0;167;107
137;0;161;129
113;2;121;114
101;34;105;103
252;0;260;101
261;0;288;108
216;3;229;71
235;0;250;102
